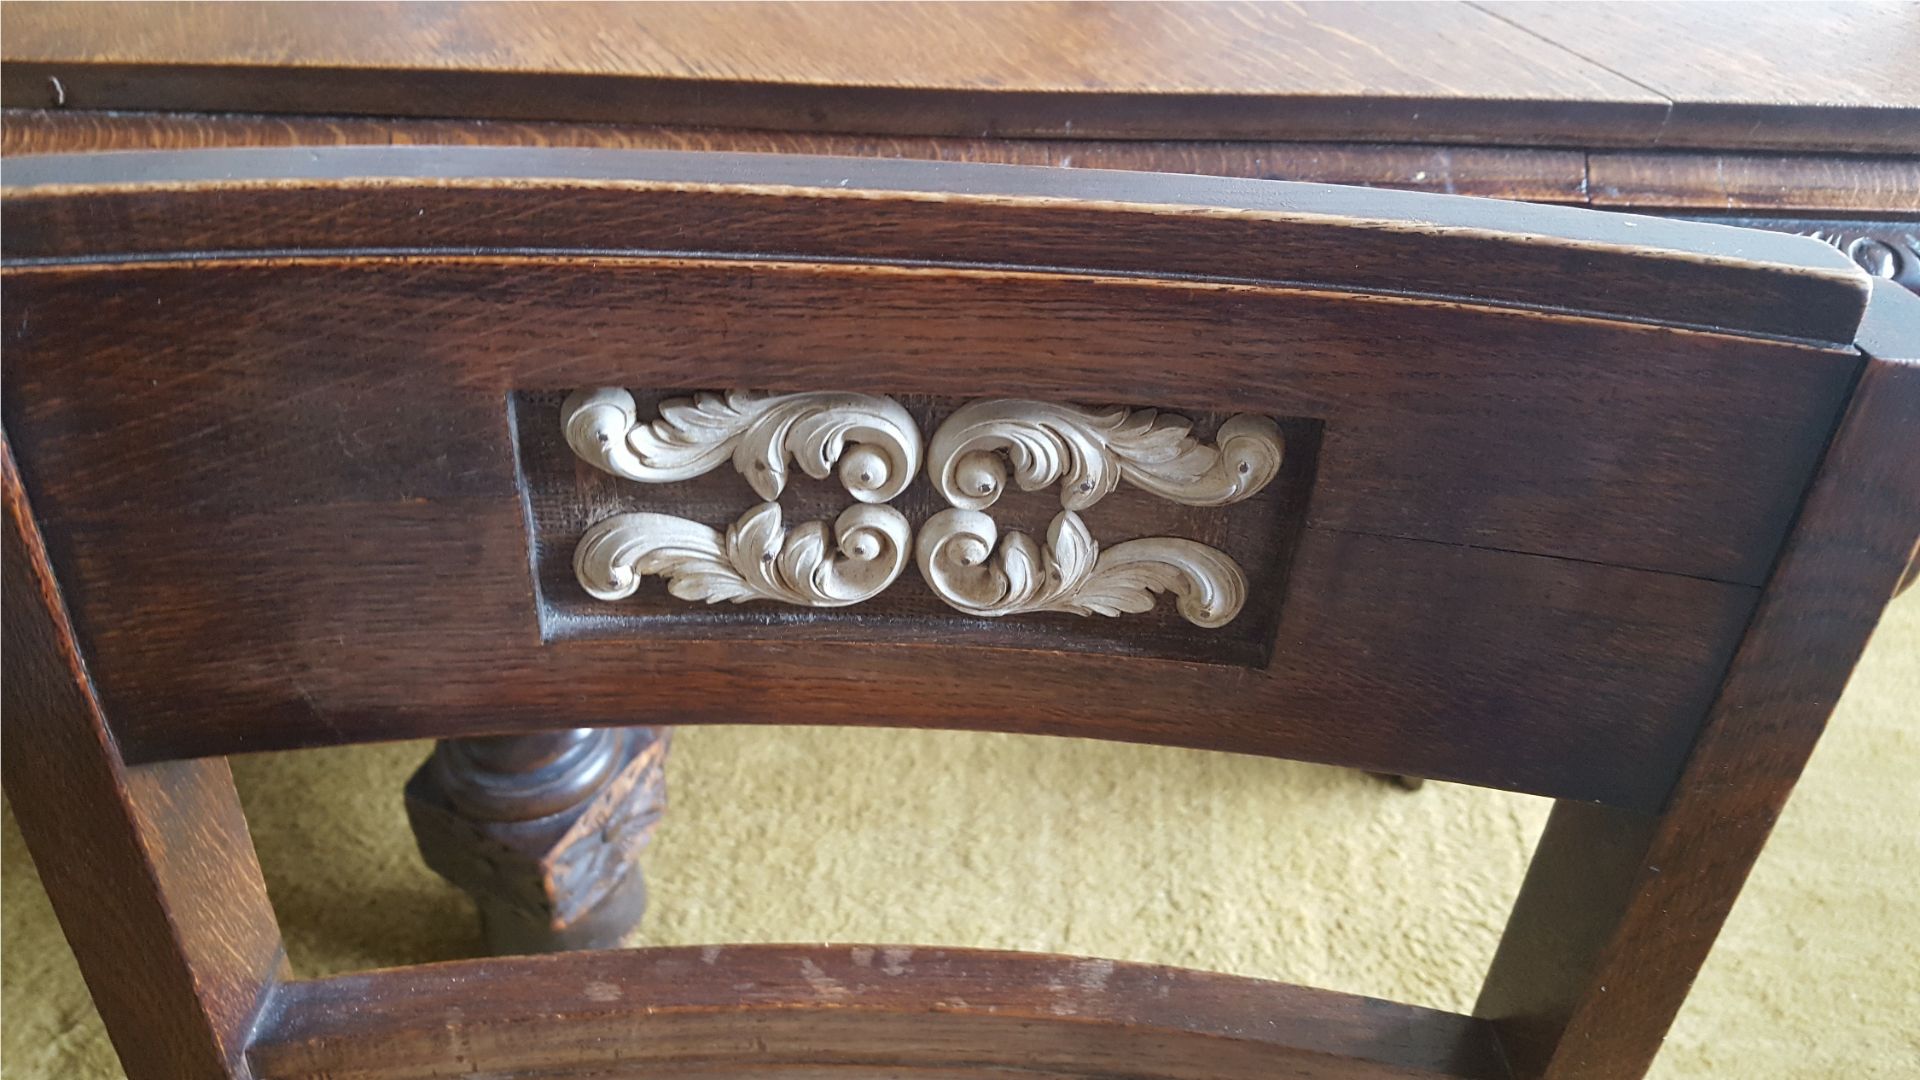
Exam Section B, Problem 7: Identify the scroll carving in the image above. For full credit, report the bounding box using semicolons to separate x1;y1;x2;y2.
563;388;923;503
1802;228;1917;286
926;399;1284;511
916;508;1247;628
561;389;1280;628
574;502;911;607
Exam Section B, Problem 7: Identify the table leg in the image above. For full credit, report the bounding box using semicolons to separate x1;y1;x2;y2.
404;726;669;955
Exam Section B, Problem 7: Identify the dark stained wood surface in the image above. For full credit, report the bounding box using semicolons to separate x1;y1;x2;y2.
1;94;1914;1080
405;727;668;955
14;471;1759;808
1675;218;1919;296
1476;282;1920;1078
248;944;1511;1079
0;253;1856;589
2;255;1847;584
3;1;1915;152
1;438;288;1080
1588;152;1920;214
0;146;1871;345
0;150;1873;812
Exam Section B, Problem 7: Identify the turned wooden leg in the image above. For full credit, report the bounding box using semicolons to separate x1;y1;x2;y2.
404;726;669;955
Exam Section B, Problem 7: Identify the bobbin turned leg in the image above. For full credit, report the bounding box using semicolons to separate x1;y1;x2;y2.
405;726;669;955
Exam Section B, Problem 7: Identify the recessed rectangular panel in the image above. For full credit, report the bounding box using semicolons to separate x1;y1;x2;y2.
516;390;1322;668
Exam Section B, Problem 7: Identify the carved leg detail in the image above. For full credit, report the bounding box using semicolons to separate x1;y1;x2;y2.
405;726;669;955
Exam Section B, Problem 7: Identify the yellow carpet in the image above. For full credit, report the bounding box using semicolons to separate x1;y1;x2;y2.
5;590;1917;1078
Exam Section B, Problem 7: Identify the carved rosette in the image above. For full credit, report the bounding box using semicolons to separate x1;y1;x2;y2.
916;508;1248;628
562;387;923;503
575;502;912;607
927;399;1283;511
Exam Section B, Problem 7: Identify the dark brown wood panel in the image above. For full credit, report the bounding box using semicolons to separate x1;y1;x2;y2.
17;478;1755;808
1672;217;1919;297
1;439;288;1080
0;151;1869;812
1;147;1872;345
1589;152;1920;214
0;257;1857;584
249;944;1509;1079
1476;282;1920;1078
0;108;1594;204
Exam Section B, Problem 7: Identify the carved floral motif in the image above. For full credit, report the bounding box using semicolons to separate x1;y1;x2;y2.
564;390;1282;626
927;399;1284;510
574;502;911;607
916;508;1247;627
562;387;923;503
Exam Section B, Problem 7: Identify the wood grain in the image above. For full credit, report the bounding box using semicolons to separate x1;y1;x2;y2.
1;252;1855;583
1588;152;1920;214
0;1;1644;96
405;727;668;955
0;253;1832;807
1;438;287;1080
0;0;1680;147
7;1;1914;151
19;491;1754;808
1479;1;1920;151
1476;281;1920;1078
1672;217;1920;296
0;147;1871;346
1;100;1913;1080
0;108;1595;204
1;150;1873;812
247;944;1510;1079
9;111;1916;221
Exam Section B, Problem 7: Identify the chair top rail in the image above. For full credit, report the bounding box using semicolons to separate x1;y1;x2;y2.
1;145;1871;346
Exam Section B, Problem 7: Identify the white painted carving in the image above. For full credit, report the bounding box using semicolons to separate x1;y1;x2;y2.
562;388;923;503
926;399;1283;511
562;389;1273;628
575;502;911;607
915;508;1247;628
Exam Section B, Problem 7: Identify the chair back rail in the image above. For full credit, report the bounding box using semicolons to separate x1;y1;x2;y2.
0;148;1873;813
6;151;1917;1080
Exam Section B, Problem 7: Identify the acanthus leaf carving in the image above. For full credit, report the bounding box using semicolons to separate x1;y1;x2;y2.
562;388;923;503
915;508;1247;628
575;501;911;608
926;399;1284;511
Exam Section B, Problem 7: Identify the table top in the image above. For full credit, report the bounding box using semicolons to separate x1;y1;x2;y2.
3;1;1916;152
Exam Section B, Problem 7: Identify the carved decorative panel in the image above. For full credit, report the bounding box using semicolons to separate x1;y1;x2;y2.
563;387;923;503
575;502;913;607
515;390;1319;667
